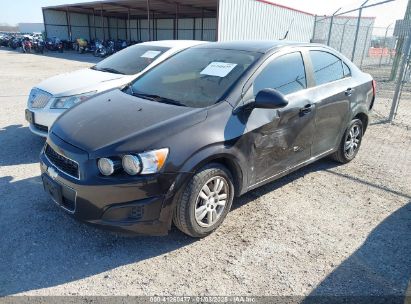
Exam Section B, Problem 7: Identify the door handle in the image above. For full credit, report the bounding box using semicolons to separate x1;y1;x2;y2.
345;88;355;96
299;103;313;115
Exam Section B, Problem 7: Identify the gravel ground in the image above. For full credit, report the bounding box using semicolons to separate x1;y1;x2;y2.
0;49;410;298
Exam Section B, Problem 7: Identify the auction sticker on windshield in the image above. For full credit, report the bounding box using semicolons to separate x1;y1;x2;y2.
200;62;237;77
141;50;162;59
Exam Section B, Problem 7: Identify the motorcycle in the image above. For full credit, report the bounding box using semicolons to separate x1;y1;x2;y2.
101;40;115;57
93;40;104;57
32;39;45;53
76;38;88;53
9;37;22;50
45;37;63;52
22;38;32;53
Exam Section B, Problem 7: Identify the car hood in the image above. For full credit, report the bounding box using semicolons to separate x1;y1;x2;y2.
36;68;130;96
51;89;207;156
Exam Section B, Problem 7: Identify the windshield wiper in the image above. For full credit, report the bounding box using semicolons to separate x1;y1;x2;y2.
132;92;185;107
93;67;125;75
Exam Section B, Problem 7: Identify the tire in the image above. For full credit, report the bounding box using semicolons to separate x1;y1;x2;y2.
173;163;234;238
331;118;363;164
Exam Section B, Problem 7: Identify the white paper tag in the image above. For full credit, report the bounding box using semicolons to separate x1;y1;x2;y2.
141;50;162;59
200;62;237;77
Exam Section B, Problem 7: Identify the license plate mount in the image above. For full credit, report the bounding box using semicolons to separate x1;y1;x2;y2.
42;174;63;205
25;109;35;124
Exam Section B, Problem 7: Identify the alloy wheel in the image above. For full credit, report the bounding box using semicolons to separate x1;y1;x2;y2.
344;124;362;158
194;176;229;228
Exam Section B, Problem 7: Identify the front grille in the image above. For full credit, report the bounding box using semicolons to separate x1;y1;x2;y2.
45;144;79;179
29;88;52;108
34;123;48;133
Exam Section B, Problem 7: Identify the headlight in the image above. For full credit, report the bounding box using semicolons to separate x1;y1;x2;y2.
98;158;115;176
51;91;96;109
138;148;169;174
123;148;169;175
122;155;141;175
98;148;169;177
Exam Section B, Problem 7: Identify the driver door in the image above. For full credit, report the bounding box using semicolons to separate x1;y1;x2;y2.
243;51;316;185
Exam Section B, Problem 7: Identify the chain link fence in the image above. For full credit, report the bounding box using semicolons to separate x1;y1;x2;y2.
312;5;410;128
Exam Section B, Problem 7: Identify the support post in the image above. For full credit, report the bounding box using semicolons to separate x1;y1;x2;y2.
139;19;142;41
327;8;341;46
101;5;105;41
379;23;392;67
147;0;151;40
66;7;72;41
201;8;204;41
127;9;131;41
339;19;349;52
311;15;317;42
42;8;47;39
360;24;372;68
175;3;179;40
117;18;119;40
193;17;196;40
153;11;156;40
87;14;91;41
389;29;411;122
93;9;97;39
107;17;111;39
351;0;369;62
215;0;219;41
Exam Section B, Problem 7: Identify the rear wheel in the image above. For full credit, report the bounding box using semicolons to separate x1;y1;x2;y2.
331;118;363;163
173;164;234;237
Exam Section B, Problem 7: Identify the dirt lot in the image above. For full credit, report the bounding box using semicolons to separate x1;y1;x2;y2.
0;49;410;298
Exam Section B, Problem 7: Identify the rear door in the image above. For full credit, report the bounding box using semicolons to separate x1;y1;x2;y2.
243;51;316;185
306;49;354;156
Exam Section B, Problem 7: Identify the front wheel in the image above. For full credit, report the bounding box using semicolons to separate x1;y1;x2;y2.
331;118;363;163
173;164;234;237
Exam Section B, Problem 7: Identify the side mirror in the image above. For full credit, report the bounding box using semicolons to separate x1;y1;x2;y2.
254;88;288;109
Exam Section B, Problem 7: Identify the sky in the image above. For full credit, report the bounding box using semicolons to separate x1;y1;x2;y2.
0;0;408;30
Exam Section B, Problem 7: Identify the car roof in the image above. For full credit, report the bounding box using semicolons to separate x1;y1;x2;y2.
193;40;313;53
139;40;207;49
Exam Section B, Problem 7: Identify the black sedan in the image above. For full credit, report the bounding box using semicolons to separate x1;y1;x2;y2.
40;41;376;237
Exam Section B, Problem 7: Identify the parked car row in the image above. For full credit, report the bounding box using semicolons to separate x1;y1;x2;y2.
26;39;376;237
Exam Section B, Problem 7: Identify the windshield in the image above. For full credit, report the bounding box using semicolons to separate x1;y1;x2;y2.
93;45;170;75
128;48;261;108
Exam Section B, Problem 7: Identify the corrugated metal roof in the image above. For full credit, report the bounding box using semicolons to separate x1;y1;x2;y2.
43;0;218;18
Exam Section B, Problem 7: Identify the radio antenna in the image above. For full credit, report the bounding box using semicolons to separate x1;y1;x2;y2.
280;18;294;40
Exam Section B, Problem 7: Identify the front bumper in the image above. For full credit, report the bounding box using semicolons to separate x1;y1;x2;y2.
26;107;64;137
39;133;186;235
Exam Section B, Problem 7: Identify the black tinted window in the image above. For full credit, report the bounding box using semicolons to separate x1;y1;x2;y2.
343;62;351;77
129;48;261;108
94;45;169;75
310;51;344;85
254;52;306;96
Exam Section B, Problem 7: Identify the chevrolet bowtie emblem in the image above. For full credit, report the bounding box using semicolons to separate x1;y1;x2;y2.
47;167;58;179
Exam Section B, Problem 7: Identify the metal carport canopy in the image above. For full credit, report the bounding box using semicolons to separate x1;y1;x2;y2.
43;0;218;18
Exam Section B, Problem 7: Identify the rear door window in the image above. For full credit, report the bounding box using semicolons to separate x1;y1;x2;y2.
342;62;351;77
253;52;307;96
309;50;344;85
